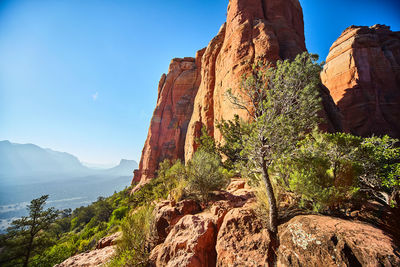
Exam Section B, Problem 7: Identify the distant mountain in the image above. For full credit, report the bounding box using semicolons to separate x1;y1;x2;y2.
82;162;116;169
0;140;137;184
0;140;90;177
104;159;138;176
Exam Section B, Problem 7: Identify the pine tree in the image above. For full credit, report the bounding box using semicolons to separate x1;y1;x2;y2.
0;195;59;267
226;52;323;244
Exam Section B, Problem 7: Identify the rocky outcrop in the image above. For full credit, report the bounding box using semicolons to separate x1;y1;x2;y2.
149;179;256;266
278;215;400;267
133;52;204;184
133;0;344;185
96;232;121;249
151;214;217;267
185;0;307;160
148;179;400;267
55;233;120;267
321;25;400;138
216;207;271;266
153;199;201;245
54;246;115;267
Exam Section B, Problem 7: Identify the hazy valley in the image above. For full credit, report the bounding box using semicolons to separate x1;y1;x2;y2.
0;140;137;232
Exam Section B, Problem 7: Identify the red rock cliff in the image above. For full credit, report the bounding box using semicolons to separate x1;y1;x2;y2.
185;0;308;159
133;0;342;185
321;25;400;138
133;52;204;184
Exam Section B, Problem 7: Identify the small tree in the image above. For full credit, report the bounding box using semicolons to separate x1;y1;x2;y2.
0;195;59;267
227;52;323;235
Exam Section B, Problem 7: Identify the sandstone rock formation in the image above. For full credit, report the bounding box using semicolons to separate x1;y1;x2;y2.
151;214;218;267
153;199;201;245
133;0;344;185
184;0;307;160
321;24;400;138
216;207;271;266
147;179;400;267
133;52;204;185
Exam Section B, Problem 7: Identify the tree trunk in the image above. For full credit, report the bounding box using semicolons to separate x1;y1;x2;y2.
23;229;35;267
23;241;32;267
261;156;278;234
260;156;279;267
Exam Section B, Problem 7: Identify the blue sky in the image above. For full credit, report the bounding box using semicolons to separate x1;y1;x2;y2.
0;0;399;165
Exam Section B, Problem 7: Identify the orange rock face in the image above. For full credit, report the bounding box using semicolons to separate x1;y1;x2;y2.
185;0;307;159
133;53;203;184
134;0;342;185
321;25;400;138
216;207;271;266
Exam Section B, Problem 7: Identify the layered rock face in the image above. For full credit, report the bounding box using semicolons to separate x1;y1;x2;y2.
321;25;400;138
134;0;314;184
133;53;203;184
185;0;307;159
133;0;345;185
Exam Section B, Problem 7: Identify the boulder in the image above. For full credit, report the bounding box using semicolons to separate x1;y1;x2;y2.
278;215;400;267
216;207;271;267
153;199;201;245
95;232;121;249
152;214;217;267
54;246;115;267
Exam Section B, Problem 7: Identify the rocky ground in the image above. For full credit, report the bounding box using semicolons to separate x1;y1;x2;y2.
57;179;400;266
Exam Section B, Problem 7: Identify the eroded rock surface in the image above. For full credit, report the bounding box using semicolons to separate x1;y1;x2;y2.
321;25;400;138
153;199;201;245
278;215;400;267
55;232;120;267
54;246;115;267
185;0;307;160
216;207;271;267
133;53;203;185
96;232;121;249
148;180;400;267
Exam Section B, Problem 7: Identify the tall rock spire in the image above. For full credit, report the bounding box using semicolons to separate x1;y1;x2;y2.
133;0;342;188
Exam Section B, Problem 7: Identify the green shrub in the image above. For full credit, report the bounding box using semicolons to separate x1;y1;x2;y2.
111;206;129;221
34;242;74;267
108;205;155;267
278;132;362;211
217;114;249;171
186;149;229;203
77;239;90;252
195;126;218;156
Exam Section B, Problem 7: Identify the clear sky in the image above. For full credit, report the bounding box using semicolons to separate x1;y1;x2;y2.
1;0;399;165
